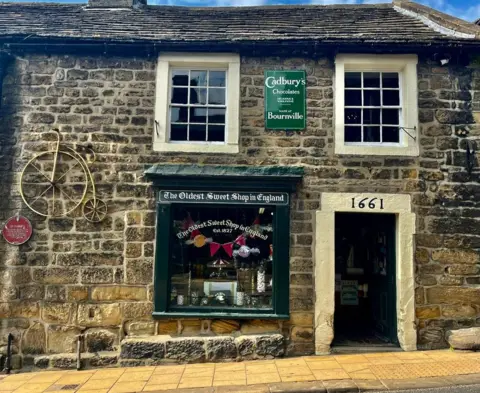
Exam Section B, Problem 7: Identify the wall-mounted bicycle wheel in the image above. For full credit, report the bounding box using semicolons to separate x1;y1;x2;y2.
20;150;88;217
82;198;108;222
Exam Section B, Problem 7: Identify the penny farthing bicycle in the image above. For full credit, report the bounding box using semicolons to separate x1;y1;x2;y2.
19;129;107;222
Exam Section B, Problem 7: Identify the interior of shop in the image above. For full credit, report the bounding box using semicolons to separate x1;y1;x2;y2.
333;212;399;351
169;205;274;310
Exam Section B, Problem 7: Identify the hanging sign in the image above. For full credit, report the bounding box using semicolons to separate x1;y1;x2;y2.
2;215;33;245
159;190;289;206
264;70;306;130
340;280;359;306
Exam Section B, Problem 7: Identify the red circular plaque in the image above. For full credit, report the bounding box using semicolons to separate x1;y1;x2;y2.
2;216;33;245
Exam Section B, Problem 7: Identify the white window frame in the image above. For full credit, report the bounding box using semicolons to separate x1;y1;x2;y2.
335;54;419;157
154;53;240;154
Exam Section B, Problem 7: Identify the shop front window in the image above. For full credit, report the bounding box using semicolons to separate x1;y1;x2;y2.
146;165;303;319
150;186;297;319
170;205;274;310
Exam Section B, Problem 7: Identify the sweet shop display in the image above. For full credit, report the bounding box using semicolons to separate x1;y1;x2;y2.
169;206;274;309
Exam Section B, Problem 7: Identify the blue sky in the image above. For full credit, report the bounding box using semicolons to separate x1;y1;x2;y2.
6;0;480;22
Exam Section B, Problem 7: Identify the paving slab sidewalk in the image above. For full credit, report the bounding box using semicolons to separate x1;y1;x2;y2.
0;350;479;393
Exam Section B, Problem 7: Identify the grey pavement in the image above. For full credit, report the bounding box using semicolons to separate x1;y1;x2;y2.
381;385;480;393
160;380;480;393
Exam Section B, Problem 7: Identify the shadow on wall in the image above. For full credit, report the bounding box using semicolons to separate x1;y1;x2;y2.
0;54;49;361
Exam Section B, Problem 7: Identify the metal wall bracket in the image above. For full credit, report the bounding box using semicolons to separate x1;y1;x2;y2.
466;140;476;176
399;126;417;141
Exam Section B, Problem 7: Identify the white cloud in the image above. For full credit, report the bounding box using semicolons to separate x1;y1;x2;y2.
451;4;480;21
214;0;268;4
307;0;480;22
418;0;446;8
229;0;268;4
149;0;201;4
147;0;480;21
359;0;390;3
413;0;480;22
309;0;356;4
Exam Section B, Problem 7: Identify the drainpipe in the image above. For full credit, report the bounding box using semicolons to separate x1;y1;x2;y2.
76;335;83;371
0;51;12;104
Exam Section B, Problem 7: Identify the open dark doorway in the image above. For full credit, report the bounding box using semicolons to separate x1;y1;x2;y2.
333;213;399;351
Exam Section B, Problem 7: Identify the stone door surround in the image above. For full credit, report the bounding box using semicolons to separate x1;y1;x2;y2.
314;193;417;354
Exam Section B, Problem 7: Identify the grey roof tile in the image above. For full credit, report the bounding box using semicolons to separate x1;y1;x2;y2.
0;3;478;46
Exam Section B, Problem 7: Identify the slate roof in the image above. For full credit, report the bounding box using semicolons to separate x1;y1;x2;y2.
0;2;478;47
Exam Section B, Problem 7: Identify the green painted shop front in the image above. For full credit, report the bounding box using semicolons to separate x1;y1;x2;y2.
145;165;303;320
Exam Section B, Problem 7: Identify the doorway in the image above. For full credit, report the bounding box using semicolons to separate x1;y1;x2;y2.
333;212;398;349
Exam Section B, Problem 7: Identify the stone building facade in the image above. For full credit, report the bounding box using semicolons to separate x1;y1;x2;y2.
0;0;478;370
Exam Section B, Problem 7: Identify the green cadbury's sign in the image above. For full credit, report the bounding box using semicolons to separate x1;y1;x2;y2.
264;70;306;130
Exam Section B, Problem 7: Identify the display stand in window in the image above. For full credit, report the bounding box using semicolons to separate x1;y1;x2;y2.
170;206;274;311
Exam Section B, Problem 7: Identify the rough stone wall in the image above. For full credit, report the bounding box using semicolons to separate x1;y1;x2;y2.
0;52;478;366
414;56;480;349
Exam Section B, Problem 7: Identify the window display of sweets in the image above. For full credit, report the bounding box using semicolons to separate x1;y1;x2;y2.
169;206;274;310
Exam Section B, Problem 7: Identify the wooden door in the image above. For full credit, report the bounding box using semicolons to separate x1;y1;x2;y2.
370;214;397;344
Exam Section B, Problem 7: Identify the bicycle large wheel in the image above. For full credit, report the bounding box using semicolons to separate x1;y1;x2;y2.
20;150;88;217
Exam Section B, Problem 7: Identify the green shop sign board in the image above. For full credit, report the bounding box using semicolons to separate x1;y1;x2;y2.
264;70;306;130
159;190;289;205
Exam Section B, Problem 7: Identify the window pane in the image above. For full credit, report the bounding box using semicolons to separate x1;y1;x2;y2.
382;73;399;88
189;124;207;141
171;70;189;86
345;108;361;124
363;109;380;125
383;90;400;106
383;126;400;143
191;71;207;87
364;72;380;88
190;88;207;105
171;87;188;104
364;90;380;106
345;72;361;88
171;124;188;141
345;90;361;106
364;126;380;142
208;88;226;105
345;126;361;142
382;109;399;125
208;125;225;142
170;205;274;309
191;107;207;123
171;106;189;123
209;71;226;87
208;108;226;124
168;68;229;145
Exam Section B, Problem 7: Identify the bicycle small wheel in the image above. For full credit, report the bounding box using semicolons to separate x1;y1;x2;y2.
20;150;88;217
82;198;108;223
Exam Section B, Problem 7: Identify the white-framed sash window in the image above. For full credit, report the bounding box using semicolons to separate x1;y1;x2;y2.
335;54;419;157
154;53;240;154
